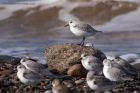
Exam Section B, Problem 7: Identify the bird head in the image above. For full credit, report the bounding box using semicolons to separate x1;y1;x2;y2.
20;57;29;64
52;79;62;87
86;71;95;81
17;65;25;71
81;52;89;58
103;59;112;67
64;20;80;28
20;56;38;64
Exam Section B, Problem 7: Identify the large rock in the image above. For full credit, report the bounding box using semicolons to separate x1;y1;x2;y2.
45;43;106;73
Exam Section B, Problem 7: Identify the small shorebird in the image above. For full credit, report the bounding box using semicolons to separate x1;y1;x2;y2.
113;56;137;76
52;79;72;93
86;71;115;92
20;56;53;77
64;20;102;45
103;59;134;82
81;53;103;74
17;65;44;85
20;56;71;79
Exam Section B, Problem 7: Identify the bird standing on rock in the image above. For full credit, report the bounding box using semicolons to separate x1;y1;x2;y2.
64;20;102;45
103;59;134;82
86;71;115;92
81;53;103;74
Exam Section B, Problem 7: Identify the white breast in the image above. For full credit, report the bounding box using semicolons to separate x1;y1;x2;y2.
87;80;98;90
70;27;87;37
103;66;117;81
103;66;110;79
17;70;29;84
82;58;92;70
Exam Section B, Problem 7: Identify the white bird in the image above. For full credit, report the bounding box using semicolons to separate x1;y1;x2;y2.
113;56;137;76
20;56;71;80
86;71;115;92
103;59;134;82
17;65;44;85
20;57;53;77
64;20;102;45
81;53;103;74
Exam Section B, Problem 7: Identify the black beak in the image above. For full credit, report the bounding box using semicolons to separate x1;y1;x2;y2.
64;24;69;27
79;57;82;60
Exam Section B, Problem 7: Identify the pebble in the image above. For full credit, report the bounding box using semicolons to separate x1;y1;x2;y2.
67;64;87;77
75;78;85;85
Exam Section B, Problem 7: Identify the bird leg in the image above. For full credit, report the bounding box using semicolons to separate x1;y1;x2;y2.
79;37;85;46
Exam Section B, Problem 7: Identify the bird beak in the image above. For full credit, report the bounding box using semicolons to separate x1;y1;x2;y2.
78;57;82;60
64;24;69;27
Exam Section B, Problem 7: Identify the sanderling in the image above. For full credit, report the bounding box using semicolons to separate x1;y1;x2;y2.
20;57;71;79
81;53;103;74
20;57;53;77
52;79;72;93
64;20;102;45
103;59;134;81
86;71;115;92
17;65;44;85
113;56;137;76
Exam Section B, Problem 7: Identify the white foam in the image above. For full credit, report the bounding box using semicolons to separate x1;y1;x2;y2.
58;1;98;22
114;0;140;3
0;0;61;20
0;4;37;20
95;7;140;32
120;53;139;63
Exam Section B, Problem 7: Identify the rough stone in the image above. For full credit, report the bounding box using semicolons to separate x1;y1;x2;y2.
45;43;106;73
67;64;87;77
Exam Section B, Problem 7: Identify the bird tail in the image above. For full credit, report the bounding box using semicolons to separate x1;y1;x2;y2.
96;30;103;33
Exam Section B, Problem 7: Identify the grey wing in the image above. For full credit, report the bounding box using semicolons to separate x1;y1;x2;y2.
23;70;42;80
90;62;103;69
81;24;96;33
125;63;137;74
88;58;103;68
27;61;47;70
94;76;113;86
109;66;132;80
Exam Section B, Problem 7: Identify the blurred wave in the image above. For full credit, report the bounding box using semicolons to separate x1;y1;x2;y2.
0;0;140;42
0;0;140;62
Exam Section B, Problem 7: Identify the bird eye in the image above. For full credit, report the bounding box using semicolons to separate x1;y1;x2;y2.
19;66;22;68
70;21;72;23
84;53;88;57
93;81;97;84
22;59;26;62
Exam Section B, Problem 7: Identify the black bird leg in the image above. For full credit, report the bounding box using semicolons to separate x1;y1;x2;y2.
80;36;85;46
